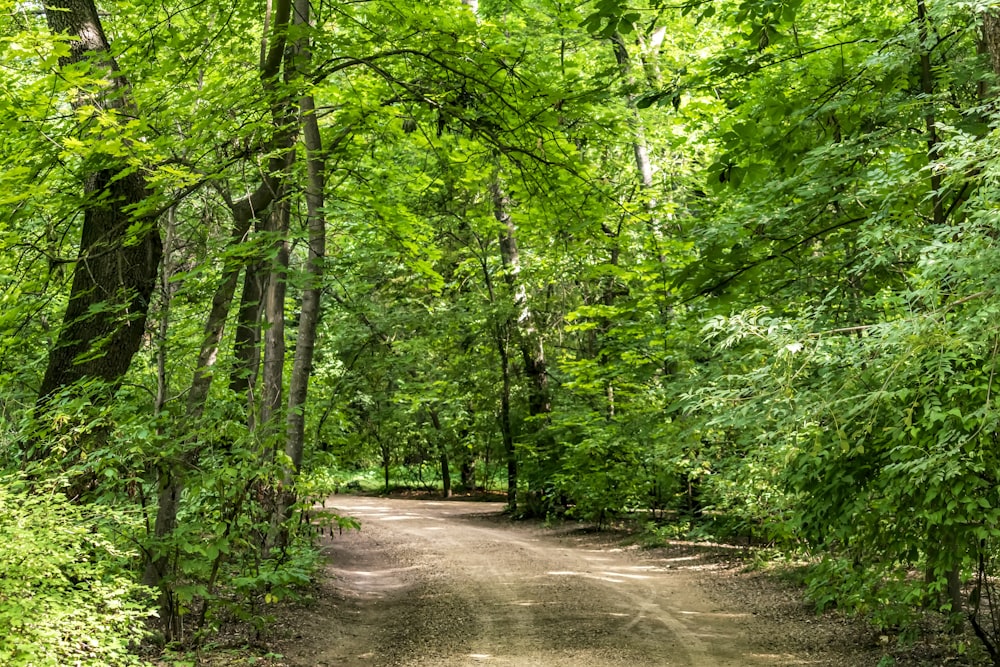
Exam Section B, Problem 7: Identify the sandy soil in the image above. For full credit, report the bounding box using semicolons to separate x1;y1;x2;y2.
272;495;904;667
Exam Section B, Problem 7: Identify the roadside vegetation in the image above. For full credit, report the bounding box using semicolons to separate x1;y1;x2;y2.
7;0;1000;664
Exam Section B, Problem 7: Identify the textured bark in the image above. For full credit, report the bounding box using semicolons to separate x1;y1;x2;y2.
982;12;1000;80
491;174;550;418
188;166;286;423
259;196;290;433
37;0;161;408
142;0;295;610
143;169;283;593
230;260;265;398
917;0;944;225
284;90;325;480
274;0;328;542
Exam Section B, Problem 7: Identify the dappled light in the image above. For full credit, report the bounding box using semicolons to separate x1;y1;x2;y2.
5;0;999;663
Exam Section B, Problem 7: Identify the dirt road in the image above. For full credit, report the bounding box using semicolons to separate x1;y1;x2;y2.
275;496;867;667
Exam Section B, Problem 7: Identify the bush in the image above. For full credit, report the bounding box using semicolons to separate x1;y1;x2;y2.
0;478;154;667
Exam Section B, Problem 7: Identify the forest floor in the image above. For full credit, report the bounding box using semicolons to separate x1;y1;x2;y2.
226;495;986;666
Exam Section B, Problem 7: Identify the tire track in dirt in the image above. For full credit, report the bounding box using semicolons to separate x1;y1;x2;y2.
277;496;835;666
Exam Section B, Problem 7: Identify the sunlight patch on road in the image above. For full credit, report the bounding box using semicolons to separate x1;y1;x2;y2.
546;569;628;583
332;566;417;577
679;610;750;618
600;571;651;580
468;653;493;660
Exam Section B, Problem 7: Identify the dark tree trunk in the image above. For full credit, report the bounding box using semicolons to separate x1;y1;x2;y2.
460;458;475;489
37;0;161;407
429;409;451;498
916;0;944;225
497;330;518;510
440;452;452;498
982;12;1000;82
38;172;160;400
492;174;550;420
230;260;266;398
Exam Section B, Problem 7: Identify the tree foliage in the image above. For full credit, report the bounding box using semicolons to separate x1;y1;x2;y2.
8;0;1000;661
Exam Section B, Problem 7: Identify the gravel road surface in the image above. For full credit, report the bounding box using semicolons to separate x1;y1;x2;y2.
275;496;872;666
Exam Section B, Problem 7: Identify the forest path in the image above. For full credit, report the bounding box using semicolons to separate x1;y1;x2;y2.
275;496;859;667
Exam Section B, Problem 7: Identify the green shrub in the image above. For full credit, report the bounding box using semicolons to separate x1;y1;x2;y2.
0;478;154;667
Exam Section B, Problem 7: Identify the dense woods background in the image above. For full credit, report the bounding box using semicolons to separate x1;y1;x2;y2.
7;0;1000;663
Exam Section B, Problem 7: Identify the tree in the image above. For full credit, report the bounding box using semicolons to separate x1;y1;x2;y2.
35;0;161;440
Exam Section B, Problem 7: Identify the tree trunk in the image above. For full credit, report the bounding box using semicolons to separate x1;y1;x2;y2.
154;207;178;417
259;197;290;435
491;173;550;419
497;330;517;510
429;409;452;498
142;172;283;593
982;12;1000;84
917;0;944;225
275;0;328;541
460;458;475;490
142;0;295;608
37;0;161;423
230;257;265;415
440;452;452;498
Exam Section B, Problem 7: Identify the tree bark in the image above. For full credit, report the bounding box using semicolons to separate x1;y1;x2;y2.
492;176;550;419
982;12;1000;82
917;0;944;225
154;207;178;418
259;196;291;434
497;325;517;509
37;0;162;414
230;256;265;407
142;0;295;609
142;169;284;594
274;0;328;541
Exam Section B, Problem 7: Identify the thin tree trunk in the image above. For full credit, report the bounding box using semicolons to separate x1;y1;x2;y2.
154;207;178;417
492;175;550;418
429;409;451;498
230;256;266;419
440;451;452;498
917;0;944;225
497;326;517;509
142;172;284;594
474;227;518;510
274;0;328;541
142;0;295;613
259;197;290;434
